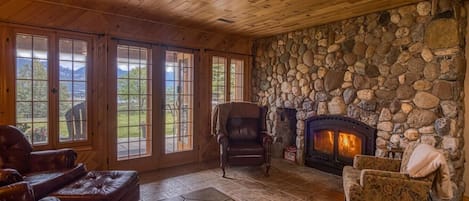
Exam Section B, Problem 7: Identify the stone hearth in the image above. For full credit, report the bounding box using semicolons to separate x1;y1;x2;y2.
253;1;466;200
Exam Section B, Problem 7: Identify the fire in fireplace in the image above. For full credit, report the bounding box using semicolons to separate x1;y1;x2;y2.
305;115;376;175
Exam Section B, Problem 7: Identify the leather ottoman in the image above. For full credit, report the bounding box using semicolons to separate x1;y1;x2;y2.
50;171;139;201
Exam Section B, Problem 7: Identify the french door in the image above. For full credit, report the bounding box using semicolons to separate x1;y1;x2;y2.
108;41;198;171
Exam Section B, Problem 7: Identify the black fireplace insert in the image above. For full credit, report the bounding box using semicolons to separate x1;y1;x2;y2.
305;115;376;175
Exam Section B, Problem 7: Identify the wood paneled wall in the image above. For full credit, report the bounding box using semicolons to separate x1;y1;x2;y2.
0;0;253;171
0;0;252;54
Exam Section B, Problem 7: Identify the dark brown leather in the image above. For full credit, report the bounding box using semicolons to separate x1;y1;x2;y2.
25;164;86;199
30;150;77;173
0;125;82;200
0;181;61;201
227;118;258;142
228;143;264;156
0;169;23;186
51;171;139;201
0;126;34;174
213;102;272;176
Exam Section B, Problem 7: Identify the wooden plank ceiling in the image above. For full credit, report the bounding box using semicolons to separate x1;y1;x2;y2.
35;0;422;37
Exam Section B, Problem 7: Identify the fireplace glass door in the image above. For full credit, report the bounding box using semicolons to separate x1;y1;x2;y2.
338;132;362;159
313;130;334;155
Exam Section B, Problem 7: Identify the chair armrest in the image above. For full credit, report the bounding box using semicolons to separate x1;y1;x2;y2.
0;169;24;186
0;181;35;201
30;149;77;172
260;131;273;146
353;155;401;172
360;169;433;200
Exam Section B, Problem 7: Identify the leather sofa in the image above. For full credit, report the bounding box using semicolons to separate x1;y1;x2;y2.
0;125;86;200
212;102;272;177
0;125;140;201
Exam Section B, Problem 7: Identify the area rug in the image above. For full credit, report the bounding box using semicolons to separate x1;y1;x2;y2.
159;187;234;201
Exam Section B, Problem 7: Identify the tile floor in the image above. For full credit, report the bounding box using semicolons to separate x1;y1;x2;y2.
140;159;344;201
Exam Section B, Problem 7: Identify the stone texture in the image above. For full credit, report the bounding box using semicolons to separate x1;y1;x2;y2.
343;53;357;66
441;101;458;118
252;3;466;198
435;118;450;136
392;112;407;123
343;88;356;104
413;92;440;109
379;108;392;121
407;109;437;128
357;89;374;101
432;81;453;100
324;71;345;92
404;129;420;141
297;64;309;74
396;85;415;100
328;97;346;115
303;50;314;67
413;80;432;91
377;121;393;132
425;19;459;49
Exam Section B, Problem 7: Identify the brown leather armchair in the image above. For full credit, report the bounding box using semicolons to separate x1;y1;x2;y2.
0;125;86;200
0;181;60;201
212;102;272;177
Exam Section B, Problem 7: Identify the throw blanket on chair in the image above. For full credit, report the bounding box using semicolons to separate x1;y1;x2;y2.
211;103;232;137
406;143;453;200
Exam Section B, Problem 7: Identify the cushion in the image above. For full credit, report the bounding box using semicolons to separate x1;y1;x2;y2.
227;118;259;141
228;142;264;156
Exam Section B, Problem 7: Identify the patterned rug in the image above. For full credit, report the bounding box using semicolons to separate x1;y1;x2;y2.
159;187;234;201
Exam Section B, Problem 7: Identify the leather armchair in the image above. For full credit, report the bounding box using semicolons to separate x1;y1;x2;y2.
212;102;272;177
0;125;86;200
0;181;60;201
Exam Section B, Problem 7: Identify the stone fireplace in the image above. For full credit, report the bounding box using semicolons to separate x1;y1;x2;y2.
305;115;376;175
252;1;466;200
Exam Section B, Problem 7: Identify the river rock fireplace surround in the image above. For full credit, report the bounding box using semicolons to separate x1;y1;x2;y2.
305;115;376;175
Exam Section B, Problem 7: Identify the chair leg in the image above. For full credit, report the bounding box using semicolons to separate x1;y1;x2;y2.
265;165;270;176
222;167;226;178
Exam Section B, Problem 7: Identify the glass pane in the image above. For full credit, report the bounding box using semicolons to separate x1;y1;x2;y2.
16;80;32;101
211;56;226;108
33;36;48;60
31;122;48;145
73;82;86;101
16;34;32;58
58;38;88;143
59;39;73;60
116;45;152;160
230;59;244;102
32;81;48;101
16;33;50;146
73;62;86;81
32;60;48;80
338;132;362;159
16;58;32;79
73;40;87;62
313;130;334;154
16;102;32;122
164;51;194;153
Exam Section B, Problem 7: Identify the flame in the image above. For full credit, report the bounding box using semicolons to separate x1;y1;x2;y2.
338;132;361;158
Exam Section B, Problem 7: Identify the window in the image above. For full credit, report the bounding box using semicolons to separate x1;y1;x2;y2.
211;56;226;108
116;44;152;160
16;34;49;145
164;50;194;153
15;32;91;147
230;59;244;102
211;56;246;107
